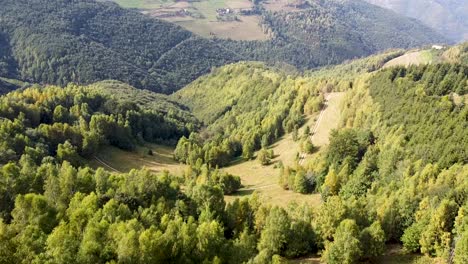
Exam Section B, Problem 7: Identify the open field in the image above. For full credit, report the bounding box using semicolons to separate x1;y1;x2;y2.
383;49;438;68
263;0;307;12
88;143;187;175
225;92;346;207
310;92;345;146
176;16;267;40
223;132;322;207
109;0;269;40
109;0;172;9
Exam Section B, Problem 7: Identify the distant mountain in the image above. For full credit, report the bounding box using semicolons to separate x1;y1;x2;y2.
219;0;448;69
364;0;468;42
0;0;448;93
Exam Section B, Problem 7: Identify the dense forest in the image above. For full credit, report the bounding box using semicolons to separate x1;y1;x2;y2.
0;0;447;94
0;0;241;93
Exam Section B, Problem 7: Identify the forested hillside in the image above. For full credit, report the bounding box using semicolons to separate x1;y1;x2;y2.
171;62;326;167
0;0;240;93
0;40;466;263
300;58;468;262
218;0;447;69
0;0;447;94
0;82;196;168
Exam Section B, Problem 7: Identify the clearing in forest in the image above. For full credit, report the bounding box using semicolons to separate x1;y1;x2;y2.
224;92;346;207
310;92;345;146
383;49;435;68
88;92;346;207
89;144;187;176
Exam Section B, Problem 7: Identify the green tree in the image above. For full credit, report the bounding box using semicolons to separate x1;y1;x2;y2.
294;170;308;194
360;221;385;259
258;207;291;255
53;105;69;123
57;140;81;166
420;199;458;257
242;139;255;160
257;148;271;165
314;196;347;242
454;230;468;264
322;219;362;264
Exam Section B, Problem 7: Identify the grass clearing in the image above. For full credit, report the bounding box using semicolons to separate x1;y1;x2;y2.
88;143;187;175
383;49;439;68
263;0;305;12
223;115;318;207
224;92;346;207
87;91;345;208
177;16;268;41
310;92;345;147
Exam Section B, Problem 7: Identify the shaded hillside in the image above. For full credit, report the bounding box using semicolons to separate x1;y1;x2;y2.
91;80;199;129
0;0;240;93
0;78;22;94
364;0;468;41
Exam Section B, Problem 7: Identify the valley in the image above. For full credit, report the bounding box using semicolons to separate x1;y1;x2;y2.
0;0;466;263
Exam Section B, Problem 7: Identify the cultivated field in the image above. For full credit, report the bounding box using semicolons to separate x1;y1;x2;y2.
110;0;270;40
263;0;307;12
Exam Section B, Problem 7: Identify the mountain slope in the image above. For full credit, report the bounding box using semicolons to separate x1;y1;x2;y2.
0;0;241;93
364;0;468;41
219;0;448;69
0;0;448;94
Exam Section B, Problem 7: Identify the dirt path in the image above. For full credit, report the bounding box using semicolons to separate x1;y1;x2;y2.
299;92;345;165
94;156;122;173
310;92;345;146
